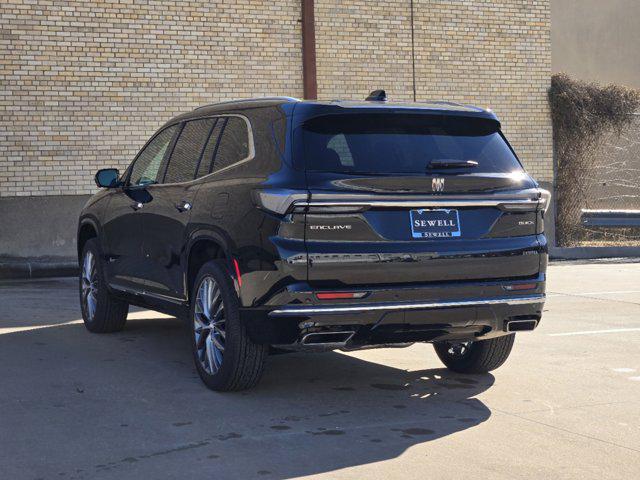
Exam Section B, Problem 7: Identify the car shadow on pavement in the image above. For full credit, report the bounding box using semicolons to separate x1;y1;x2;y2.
0;314;494;480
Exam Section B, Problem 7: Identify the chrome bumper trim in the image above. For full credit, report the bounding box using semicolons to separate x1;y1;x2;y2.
295;188;546;211
299;198;541;210
269;294;545;316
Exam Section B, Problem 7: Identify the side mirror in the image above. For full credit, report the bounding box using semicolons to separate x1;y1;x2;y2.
95;168;120;188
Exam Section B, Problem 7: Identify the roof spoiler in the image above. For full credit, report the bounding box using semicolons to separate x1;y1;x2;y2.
365;89;387;102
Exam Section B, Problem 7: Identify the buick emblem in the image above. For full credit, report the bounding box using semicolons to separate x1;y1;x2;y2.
432;177;445;192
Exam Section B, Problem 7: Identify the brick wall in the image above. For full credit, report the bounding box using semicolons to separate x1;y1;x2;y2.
0;0;303;196
413;0;552;182
315;0;552;181
1;0;552;198
315;1;415;102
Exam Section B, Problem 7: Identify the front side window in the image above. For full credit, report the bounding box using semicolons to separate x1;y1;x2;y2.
299;114;523;175
129;125;178;186
163;118;216;184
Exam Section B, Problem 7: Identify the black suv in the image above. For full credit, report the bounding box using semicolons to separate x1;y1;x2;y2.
78;94;549;391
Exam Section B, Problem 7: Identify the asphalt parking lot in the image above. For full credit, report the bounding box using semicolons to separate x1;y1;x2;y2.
1;261;639;480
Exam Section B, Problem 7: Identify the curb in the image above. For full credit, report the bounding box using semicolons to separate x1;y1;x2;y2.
0;260;78;280
549;246;640;260
2;247;640;280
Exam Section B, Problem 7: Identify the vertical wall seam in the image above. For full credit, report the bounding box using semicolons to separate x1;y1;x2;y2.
410;0;416;101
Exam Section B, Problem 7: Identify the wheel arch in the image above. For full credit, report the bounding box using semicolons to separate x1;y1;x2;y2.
185;232;232;301
77;217;100;260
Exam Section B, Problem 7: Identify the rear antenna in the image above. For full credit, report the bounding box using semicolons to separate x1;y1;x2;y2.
365;89;387;102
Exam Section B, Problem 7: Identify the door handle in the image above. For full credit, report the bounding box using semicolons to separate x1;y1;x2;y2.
175;200;192;212
130;202;144;211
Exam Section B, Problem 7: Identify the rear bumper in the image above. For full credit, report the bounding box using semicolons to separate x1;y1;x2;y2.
240;276;545;347
269;295;543;316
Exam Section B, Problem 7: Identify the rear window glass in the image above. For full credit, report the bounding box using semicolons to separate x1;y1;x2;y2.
299;114;522;174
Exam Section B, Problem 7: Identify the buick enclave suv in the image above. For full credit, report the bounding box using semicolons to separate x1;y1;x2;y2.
78;93;549;391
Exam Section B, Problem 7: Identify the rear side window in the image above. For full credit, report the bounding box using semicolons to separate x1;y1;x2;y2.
213;117;250;173
193;116;252;177
196;119;225;178
163;118;216;184
299;114;522;174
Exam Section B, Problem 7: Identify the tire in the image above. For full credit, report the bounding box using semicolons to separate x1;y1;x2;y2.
79;238;129;333
433;334;515;374
189;261;268;391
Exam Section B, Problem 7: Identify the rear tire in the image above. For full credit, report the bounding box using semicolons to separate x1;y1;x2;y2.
189;261;268;391
433;334;515;373
79;238;129;333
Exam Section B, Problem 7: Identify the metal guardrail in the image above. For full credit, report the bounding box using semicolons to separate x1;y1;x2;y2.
581;209;640;228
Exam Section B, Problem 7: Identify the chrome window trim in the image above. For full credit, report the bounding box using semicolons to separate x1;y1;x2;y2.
269;294;545;316
126;113;256;189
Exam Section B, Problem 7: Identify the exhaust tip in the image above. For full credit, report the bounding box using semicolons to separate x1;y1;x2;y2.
505;319;538;332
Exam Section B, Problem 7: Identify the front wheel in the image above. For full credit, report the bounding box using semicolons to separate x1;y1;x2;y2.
79;238;129;333
189;261;268;391
433;334;515;374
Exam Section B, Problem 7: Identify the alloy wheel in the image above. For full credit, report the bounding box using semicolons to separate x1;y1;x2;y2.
194;276;226;375
81;250;98;321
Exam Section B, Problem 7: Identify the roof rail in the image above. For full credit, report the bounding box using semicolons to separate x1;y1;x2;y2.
193;96;301;111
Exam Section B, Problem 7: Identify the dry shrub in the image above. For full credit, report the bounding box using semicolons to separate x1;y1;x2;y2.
548;74;640;246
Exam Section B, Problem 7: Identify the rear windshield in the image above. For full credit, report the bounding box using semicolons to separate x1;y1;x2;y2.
299;113;523;174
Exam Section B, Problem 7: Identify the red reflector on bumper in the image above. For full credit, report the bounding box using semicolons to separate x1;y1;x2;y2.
316;292;367;300
232;258;242;287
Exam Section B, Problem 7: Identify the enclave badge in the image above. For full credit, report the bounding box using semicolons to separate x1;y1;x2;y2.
432;177;445;192
309;225;352;230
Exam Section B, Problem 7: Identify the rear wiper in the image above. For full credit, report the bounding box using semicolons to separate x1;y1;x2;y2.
427;159;479;169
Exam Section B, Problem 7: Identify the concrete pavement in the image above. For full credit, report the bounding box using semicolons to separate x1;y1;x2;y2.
1;262;639;479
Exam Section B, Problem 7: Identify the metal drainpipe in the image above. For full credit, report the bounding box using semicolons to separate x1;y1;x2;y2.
301;0;318;100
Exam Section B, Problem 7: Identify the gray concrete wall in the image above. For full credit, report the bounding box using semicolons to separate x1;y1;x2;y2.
0;195;89;260
552;0;640;88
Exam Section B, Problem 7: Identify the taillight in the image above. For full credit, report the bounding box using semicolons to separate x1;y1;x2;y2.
253;189;308;215
538;189;552;214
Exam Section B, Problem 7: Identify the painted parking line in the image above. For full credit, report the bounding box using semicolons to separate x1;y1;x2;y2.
0;319;84;335
0;310;174;335
572;290;640;296
548;290;640;297
548;327;640;337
